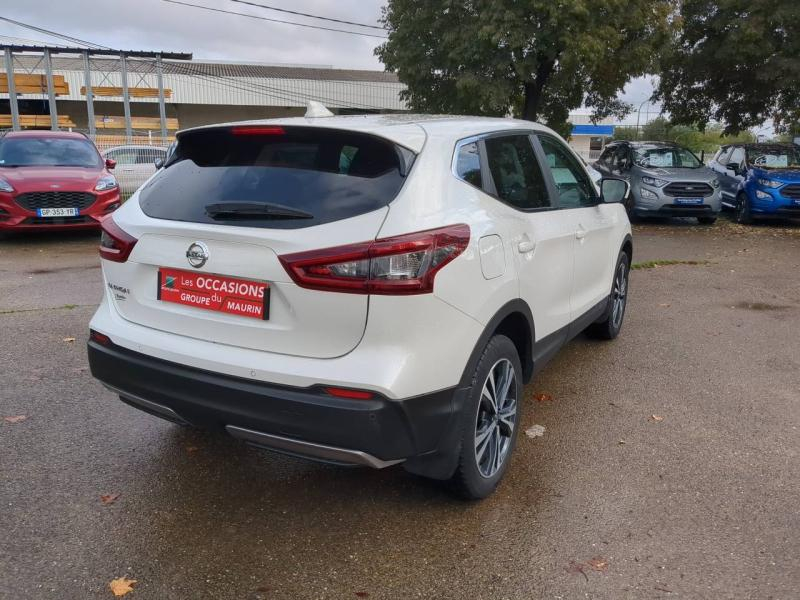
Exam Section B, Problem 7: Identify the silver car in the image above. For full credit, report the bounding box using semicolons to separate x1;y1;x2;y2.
594;141;721;224
101;145;168;195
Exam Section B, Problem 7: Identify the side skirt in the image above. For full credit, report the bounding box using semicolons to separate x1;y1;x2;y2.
531;297;610;377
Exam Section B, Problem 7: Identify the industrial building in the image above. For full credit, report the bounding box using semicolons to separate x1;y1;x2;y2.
1;44;407;138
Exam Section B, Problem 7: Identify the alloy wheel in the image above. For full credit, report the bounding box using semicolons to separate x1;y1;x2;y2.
474;358;518;478
611;261;628;330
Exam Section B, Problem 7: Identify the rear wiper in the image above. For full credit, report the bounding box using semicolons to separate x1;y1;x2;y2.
205;202;313;220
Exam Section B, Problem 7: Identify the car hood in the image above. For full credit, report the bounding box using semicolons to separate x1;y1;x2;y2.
0;166;105;192
751;167;800;183
640;166;717;181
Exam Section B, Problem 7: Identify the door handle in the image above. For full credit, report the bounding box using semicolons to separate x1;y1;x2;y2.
575;228;587;240
517;240;535;253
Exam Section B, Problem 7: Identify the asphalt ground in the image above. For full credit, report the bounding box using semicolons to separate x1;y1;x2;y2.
1;215;799;600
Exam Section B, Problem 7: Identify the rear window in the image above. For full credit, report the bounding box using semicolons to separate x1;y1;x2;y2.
0;136;102;168
138;126;413;229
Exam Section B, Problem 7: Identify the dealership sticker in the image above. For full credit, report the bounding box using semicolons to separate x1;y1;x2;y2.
157;267;270;320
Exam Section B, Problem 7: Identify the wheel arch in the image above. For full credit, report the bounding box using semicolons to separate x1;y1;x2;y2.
621;233;633;264
459;299;535;386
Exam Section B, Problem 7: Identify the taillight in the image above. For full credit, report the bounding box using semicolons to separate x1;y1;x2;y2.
99;216;138;263
279;224;470;295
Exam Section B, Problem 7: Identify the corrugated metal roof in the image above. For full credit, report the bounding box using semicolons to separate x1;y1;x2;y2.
12;55;400;83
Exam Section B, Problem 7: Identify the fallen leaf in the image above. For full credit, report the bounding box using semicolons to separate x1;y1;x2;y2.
63;337;76;343
650;414;664;422
533;392;553;402
100;493;120;505
658;303;671;307
355;593;369;598
109;577;137;597
525;424;546;438
587;556;609;572
618;439;627;445
4;415;27;423
186;446;199;453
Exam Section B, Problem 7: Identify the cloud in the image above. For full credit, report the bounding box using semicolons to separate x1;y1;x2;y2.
1;0;387;69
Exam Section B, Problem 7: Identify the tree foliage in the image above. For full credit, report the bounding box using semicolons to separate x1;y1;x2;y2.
656;0;800;135
613;117;756;154
376;0;673;133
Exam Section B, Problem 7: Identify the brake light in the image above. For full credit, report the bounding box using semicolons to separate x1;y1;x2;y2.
99;216;138;263
232;126;285;136
279;224;470;295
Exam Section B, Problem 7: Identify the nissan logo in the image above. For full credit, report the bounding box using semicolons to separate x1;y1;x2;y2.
186;241;209;268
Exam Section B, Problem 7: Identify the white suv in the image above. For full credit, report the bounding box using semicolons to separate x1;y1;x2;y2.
88;115;632;499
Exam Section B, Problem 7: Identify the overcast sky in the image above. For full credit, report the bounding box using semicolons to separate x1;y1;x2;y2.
0;0;657;122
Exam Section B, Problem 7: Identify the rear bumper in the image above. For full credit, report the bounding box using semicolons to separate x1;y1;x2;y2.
88;339;459;466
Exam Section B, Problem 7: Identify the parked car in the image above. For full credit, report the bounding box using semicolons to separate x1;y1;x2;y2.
0;130;120;232
101;145;167;195
87;115;632;499
708;143;800;223
594;140;721;224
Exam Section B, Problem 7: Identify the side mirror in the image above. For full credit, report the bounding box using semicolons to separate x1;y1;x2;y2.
154;158;164;169
726;162;740;175
105;158;116;170
600;178;629;204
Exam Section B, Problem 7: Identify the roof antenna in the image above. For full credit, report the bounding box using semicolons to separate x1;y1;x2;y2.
305;101;334;118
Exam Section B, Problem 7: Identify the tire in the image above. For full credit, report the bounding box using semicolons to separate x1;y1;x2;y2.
586;251;630;340
448;335;522;500
736;193;753;224
697;216;717;225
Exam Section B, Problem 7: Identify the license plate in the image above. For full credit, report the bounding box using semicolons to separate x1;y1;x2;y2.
37;207;78;217
675;197;703;205
157;268;270;320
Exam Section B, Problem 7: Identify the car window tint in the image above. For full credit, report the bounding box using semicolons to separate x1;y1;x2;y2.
454;141;482;189
484;135;550;209
614;146;629;170
729;147;745;166
598;146;614;166
538;136;596;208
139;127;410;230
339;145;358;174
0;137;102;168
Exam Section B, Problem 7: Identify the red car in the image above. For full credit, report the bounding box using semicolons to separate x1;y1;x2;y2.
0;130;121;232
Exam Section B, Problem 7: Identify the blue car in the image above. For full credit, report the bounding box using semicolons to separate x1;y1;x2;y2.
709;143;800;223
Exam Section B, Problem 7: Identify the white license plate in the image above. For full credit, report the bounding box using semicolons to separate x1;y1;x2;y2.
36;207;79;217
675;197;703;205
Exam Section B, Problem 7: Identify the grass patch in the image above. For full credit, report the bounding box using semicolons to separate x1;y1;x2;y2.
631;259;710;270
0;303;95;315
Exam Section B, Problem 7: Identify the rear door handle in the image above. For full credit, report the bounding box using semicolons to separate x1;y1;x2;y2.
575;228;587;240
517;241;535;253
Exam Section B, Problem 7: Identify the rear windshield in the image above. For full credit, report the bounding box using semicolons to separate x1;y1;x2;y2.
0;137;102;168
138;126;413;229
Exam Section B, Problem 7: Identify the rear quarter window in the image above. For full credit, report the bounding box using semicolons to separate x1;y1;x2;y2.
138;127;413;229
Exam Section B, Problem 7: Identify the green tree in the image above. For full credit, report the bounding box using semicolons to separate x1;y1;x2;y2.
656;0;800;135
376;0;673;134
